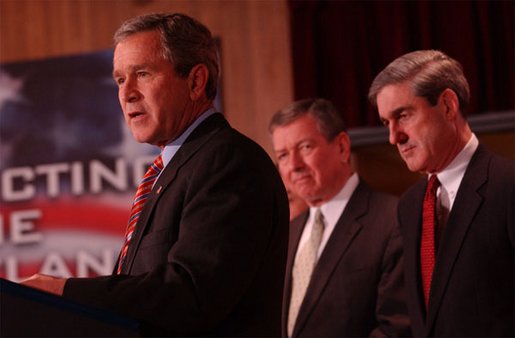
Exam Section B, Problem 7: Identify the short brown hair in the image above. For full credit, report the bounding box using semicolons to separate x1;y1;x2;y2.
269;98;347;142
114;13;219;100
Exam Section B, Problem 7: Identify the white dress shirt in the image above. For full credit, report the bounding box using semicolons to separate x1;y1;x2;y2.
295;173;359;261
161;108;217;168
433;133;479;228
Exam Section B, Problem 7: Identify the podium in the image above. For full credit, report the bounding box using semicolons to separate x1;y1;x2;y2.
0;278;140;337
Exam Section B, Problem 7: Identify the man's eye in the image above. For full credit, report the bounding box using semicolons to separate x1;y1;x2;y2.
300;144;312;151
115;78;125;85
137;71;149;78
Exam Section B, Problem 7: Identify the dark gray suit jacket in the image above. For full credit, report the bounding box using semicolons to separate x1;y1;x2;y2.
399;144;514;337
63;113;290;337
283;181;410;337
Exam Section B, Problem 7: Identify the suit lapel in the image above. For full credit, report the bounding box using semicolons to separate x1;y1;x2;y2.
293;182;369;335
426;146;489;331
400;180;427;333
283;212;309;336
122;114;229;274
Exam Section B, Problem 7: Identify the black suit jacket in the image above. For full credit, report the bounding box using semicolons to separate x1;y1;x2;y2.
399;144;514;337
283;181;410;337
63;113;290;337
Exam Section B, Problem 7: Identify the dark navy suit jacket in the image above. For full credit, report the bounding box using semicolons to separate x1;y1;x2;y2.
64;113;290;337
399;145;514;337
283;181;410;337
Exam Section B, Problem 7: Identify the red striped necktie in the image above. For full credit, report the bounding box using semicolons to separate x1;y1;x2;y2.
117;154;164;274
420;174;440;308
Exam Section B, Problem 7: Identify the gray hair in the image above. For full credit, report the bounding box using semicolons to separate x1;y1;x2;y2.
114;13;219;100
368;50;470;114
269;98;347;141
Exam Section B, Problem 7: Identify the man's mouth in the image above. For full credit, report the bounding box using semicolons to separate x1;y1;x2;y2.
128;111;145;119
399;144;415;156
292;174;311;185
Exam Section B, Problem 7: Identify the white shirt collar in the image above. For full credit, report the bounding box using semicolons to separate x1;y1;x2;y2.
161;108;216;167
312;172;360;229
434;133;478;210
300;173;360;259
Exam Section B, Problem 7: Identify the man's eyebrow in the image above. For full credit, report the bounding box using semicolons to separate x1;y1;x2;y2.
112;64;153;79
381;105;410;125
389;105;410;118
275;137;313;152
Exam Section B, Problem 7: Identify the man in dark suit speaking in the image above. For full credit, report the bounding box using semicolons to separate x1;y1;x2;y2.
269;98;410;337
21;13;289;337
369;50;514;337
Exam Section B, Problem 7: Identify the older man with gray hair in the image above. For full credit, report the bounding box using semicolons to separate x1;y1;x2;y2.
369;50;514;337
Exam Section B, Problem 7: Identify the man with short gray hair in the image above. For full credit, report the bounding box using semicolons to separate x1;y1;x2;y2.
270;98;410;337
369;50;514;337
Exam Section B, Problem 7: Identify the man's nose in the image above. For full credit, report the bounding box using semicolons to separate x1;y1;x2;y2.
288;151;305;171
388;124;407;145
119;78;141;103
388;124;397;145
388;123;400;145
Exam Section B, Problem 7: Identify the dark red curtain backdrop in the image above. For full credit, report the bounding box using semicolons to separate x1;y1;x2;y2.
289;0;514;128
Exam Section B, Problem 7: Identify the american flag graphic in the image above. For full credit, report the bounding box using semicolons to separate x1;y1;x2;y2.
0;50;157;281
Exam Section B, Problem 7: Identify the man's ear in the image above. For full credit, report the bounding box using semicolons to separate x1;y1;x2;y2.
188;64;209;100
440;88;460;120
335;131;351;163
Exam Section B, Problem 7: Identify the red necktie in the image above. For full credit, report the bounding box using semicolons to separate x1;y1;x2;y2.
420;175;440;308
117;154;164;274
